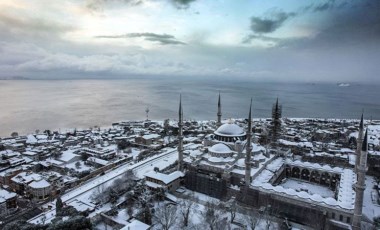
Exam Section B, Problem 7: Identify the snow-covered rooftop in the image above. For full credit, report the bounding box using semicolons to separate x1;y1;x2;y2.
144;170;184;184
121;219;150;230
286;159;344;174
209;143;232;154
215;123;245;137
58;150;80;163
29;179;50;189
252;157;356;210
0;188;17;203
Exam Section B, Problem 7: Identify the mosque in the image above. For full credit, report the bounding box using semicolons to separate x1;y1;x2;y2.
174;94;369;230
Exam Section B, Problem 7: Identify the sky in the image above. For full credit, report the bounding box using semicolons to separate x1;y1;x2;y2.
0;0;379;82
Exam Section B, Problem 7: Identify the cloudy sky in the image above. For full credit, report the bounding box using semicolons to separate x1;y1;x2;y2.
0;0;379;82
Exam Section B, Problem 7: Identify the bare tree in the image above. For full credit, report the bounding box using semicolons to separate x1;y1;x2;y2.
227;198;237;223
243;212;260;230
263;206;272;230
91;184;109;204
154;203;177;230
179;197;197;227
127;204;133;218
137;185;153;208
204;201;228;230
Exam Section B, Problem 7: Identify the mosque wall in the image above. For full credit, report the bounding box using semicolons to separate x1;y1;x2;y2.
236;186;354;230
184;169;227;199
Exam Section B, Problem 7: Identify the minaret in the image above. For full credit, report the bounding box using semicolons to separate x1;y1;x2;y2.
352;129;368;230
217;92;222;127
245;98;253;185
355;114;364;171
271;97;282;147
178;95;184;171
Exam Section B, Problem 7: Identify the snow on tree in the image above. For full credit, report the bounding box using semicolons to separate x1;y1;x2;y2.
203;200;228;230
153;202;177;230
144;206;153;225
243;211;261;230
178;196;198;227
226;197;237;223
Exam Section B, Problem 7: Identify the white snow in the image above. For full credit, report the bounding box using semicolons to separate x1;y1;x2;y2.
281;178;334;198
363;176;380;220
58;150;80;163
29;179;50;189
121;219;150;230
252;158;356;210
144;171;184;184
28;145;193;225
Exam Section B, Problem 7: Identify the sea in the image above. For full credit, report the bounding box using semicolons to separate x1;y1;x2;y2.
0;78;379;137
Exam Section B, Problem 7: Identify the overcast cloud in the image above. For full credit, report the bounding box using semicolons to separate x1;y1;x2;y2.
0;0;379;82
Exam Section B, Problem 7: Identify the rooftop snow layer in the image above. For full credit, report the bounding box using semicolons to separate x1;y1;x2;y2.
252;158;356;210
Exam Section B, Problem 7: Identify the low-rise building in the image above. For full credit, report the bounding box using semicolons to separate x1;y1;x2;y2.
135;134;161;146
27;179;51;200
0;188;17;216
10;171;61;201
144;171;184;193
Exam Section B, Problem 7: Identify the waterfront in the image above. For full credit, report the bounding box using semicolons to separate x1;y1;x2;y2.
0;79;379;137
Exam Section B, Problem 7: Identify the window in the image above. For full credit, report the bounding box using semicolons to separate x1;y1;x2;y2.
339;215;343;221
332;213;335;219
346;217;351;223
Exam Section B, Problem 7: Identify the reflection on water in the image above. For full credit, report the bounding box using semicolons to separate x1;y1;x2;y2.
0;79;379;137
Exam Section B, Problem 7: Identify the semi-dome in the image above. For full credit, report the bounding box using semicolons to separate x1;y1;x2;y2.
235;158;245;168
215;123;245;137
208;143;234;158
209;143;231;154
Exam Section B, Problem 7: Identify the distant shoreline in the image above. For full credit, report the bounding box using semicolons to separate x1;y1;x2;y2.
1;117;379;139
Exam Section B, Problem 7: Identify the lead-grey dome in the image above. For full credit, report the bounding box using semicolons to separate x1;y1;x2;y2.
215;123;246;137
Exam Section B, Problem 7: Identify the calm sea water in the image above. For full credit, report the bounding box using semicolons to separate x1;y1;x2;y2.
0;79;379;137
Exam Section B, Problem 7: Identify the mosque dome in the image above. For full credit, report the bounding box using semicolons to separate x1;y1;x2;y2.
208;143;234;158
215;123;245;137
209;143;231;154
235;158;245;168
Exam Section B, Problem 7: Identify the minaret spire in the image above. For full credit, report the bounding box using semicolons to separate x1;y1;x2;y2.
245;98;253;185
352;129;368;230
275;97;279;109
217;92;222;127
271;97;282;147
178;94;184;171
355;113;364;171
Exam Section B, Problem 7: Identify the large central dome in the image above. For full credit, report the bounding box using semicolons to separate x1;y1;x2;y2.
213;122;247;142
215;123;245;137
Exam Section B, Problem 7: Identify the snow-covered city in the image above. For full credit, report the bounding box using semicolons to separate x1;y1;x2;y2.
1;0;380;229
1;96;380;230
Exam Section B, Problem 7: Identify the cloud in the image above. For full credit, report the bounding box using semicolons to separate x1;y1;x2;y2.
242;34;280;44
86;0;143;12
0;12;74;37
249;10;296;34
171;0;196;9
95;32;186;45
301;0;349;13
0;41;192;77
293;0;380;48
85;0;196;11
